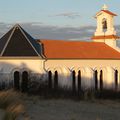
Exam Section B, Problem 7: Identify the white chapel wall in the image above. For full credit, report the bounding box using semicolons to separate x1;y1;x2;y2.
0;58;120;91
0;59;46;87
45;59;120;90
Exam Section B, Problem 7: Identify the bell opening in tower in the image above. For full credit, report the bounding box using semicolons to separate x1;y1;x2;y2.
102;18;107;33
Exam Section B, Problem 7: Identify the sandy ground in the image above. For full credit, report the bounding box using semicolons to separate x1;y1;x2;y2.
24;98;120;120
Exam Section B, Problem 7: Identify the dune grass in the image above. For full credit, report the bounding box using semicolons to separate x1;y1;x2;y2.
0;89;25;120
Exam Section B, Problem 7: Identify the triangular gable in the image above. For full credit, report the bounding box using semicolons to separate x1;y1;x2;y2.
0;24;43;57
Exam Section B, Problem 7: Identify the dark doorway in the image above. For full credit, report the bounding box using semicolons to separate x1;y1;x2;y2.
95;70;98;90
78;70;81;92
72;70;76;92
14;71;20;90
115;70;118;90
21;71;29;92
54;71;58;90
48;71;52;89
100;70;103;90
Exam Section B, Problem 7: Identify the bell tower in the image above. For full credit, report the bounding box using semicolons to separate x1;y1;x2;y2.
92;5;119;48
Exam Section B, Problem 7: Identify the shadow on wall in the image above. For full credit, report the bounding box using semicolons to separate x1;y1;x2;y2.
0;62;119;99
47;69;119;90
0;62;45;92
31;70;120;100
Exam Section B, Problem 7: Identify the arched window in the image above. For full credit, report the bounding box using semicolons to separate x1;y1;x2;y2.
94;70;98;90
72;70;76;92
54;71;58;90
115;70;118;90
21;71;29;92
78;70;81;91
1;81;5;90
48;71;52;89
102;18;107;31
100;70;103;90
102;18;107;32
14;71;20;90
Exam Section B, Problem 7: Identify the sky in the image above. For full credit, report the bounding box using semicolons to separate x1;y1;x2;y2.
0;0;120;41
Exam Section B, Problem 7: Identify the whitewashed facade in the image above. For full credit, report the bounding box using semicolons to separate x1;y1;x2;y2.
0;5;120;92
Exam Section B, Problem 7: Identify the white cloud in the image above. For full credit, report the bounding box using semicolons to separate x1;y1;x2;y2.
53;12;81;19
0;22;120;44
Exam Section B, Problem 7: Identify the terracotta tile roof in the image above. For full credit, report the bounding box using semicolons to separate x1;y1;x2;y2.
38;39;120;59
101;10;117;16
92;35;120;40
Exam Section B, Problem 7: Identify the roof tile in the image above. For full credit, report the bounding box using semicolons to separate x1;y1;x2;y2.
39;40;120;59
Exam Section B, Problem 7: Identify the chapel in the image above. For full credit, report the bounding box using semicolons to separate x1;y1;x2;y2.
0;5;120;92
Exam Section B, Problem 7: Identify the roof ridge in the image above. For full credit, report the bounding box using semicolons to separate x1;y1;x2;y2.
40;39;93;42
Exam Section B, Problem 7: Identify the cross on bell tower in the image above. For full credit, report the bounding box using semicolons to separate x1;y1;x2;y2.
92;5;119;48
102;4;108;10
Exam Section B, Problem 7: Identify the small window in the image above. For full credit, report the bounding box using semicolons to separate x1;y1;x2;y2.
14;71;20;90
115;70;118;90
100;70;103;90
78;70;81;91
21;71;29;92
94;70;98;90
48;71;52;89
72;70;76;92
54;71;58;89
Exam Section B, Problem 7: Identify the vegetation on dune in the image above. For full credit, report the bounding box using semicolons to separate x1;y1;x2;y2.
0;89;25;120
0;81;120;119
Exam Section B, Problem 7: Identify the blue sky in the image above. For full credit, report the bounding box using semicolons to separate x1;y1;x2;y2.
0;0;119;26
0;0;120;41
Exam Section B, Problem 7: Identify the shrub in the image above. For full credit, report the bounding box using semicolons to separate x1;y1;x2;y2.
3;104;25;120
0;89;25;120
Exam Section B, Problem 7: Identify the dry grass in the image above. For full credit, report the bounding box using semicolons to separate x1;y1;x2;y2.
0;89;25;120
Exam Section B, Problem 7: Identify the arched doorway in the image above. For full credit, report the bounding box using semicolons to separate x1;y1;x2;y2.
48;71;52;89
94;70;98;90
72;70;76;92
100;70;103;90
115;70;118;90
14;71;20;90
21;71;29;92
78;70;81;92
54;71;58;90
